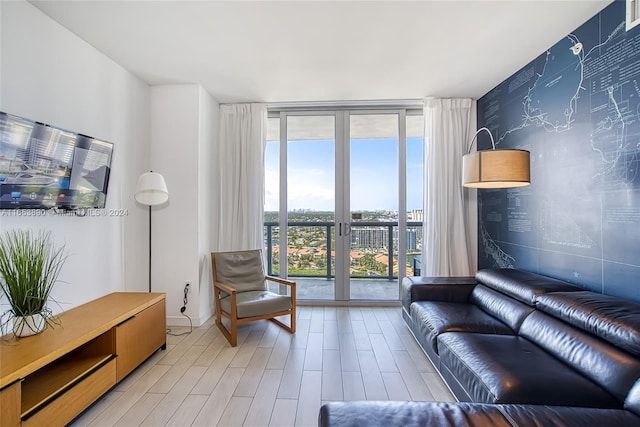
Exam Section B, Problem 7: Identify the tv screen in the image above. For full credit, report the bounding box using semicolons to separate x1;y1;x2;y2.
0;112;113;210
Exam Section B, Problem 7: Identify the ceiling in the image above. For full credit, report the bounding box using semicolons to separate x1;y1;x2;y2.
29;0;612;104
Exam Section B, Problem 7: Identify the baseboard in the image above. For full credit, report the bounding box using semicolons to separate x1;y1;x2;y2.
166;311;212;327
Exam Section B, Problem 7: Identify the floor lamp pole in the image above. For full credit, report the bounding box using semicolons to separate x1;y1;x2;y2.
148;205;152;293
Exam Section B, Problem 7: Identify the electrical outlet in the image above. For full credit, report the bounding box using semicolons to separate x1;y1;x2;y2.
180;282;190;313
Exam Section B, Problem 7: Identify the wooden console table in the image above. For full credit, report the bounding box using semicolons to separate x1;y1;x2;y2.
0;292;166;427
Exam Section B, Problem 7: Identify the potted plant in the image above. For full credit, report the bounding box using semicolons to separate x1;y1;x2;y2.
0;229;67;337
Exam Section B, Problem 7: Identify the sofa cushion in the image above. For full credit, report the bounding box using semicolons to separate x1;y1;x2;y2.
520;311;640;405
411;300;513;356
476;269;580;306
536;291;640;357
318;401;512;427
625;378;640;416
496;404;640;427
401;276;477;315
470;285;534;333
437;332;619;407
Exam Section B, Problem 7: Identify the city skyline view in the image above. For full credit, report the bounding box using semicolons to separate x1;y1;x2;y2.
264;136;424;213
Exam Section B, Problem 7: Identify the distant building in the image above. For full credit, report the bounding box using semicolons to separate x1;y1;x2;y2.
351;228;389;249
407;229;417;251
409;209;424;221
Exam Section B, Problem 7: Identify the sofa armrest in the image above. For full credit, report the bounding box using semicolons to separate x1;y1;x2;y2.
401;276;477;315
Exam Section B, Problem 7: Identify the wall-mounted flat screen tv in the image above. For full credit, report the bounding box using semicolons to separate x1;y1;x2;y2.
0;112;113;210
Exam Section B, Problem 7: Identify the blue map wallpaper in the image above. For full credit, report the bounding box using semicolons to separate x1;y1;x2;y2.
477;1;640;302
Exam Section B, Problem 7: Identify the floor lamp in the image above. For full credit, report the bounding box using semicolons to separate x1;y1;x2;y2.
134;171;169;292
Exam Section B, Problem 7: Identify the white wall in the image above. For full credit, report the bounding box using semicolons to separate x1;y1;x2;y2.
0;1;150;310
198;87;218;323
150;85;217;326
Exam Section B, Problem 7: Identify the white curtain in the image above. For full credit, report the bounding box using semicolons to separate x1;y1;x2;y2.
214;103;266;251
422;98;474;276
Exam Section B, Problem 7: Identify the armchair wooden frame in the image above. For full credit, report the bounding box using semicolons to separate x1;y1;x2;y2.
211;252;296;347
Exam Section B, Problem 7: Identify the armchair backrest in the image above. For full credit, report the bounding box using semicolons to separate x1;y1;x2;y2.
212;249;267;293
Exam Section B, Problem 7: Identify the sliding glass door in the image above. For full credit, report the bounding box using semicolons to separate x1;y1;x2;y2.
265;107;423;301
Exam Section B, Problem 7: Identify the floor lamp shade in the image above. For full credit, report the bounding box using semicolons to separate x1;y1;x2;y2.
462;127;531;189
462;149;530;188
135;172;169;206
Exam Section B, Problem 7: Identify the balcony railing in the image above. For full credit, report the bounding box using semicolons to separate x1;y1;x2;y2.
264;221;422;281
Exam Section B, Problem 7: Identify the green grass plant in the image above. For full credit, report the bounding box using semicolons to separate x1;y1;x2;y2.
0;229;67;334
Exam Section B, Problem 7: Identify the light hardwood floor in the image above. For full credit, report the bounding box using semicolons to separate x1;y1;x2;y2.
71;306;454;427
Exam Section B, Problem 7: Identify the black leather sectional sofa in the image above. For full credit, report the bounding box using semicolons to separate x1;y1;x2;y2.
319;269;640;426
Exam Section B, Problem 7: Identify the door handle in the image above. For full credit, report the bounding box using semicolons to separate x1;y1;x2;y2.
345;223;351;236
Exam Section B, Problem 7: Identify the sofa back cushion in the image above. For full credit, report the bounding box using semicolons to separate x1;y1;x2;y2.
536;291;640;357
476;269;580;306
625;378;640;415
520;311;640;404
471;285;534;333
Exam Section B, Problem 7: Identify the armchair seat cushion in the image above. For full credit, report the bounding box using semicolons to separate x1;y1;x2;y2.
220;290;292;319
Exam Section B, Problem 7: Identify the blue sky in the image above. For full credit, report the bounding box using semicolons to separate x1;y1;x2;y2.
265;137;423;212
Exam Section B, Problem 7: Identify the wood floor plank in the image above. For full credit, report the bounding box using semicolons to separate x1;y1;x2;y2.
378;319;405;351
303;332;323;371
341;371;366;401
322;320;339;350
348;307;363;321
350;320;372;351
266;331;293;370
321;350;343;401
382;372;411;400
140;366;208;426
234;347;272;397
369;333;398;372
217;396;252;427
191;346;239;395
193;333;228;367
278;349;306;399
290;318;310;349
70;390;124;425
421;372;456;402
336;308;353;333
338;333;360;372
391;350;435;401
259;322;281;348
113;393;163;427
323;306;337;320
270;399;298;427
295;371;322;427
87;364;171;427
298;306;312;320
165;395;208;427
149;344;206;393
243;369;284;426
357;350;388;401
360;308;382;334
230;330;265;368
309;307;324;333
399;333;436;373
191;367;245;427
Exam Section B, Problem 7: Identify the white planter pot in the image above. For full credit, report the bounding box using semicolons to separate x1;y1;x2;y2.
13;313;45;337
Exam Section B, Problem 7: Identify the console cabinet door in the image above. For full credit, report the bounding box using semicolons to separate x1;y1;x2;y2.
0;382;21;427
114;300;166;382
